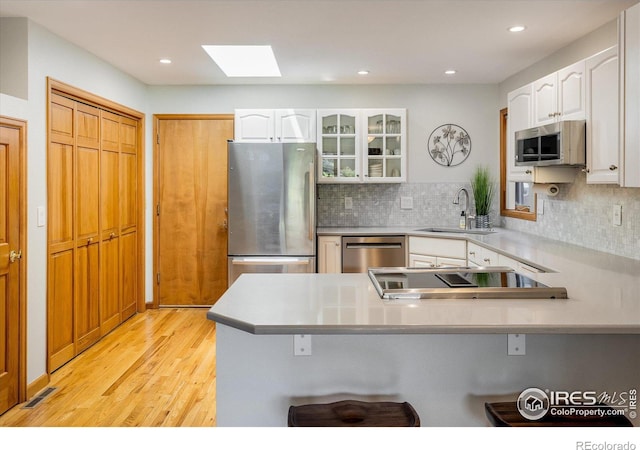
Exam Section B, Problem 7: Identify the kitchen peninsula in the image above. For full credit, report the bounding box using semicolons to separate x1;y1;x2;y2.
207;229;640;427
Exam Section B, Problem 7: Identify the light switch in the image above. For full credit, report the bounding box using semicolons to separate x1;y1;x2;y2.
37;206;46;227
344;197;353;210
612;205;622;226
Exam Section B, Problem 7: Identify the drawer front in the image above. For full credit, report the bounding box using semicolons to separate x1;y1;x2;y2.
408;236;466;259
467;242;499;266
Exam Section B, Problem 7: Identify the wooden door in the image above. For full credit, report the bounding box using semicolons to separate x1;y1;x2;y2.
75;103;101;353
156;116;233;306
48;94;76;371
0;120;24;414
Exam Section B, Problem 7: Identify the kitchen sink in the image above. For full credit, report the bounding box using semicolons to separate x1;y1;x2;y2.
415;227;496;235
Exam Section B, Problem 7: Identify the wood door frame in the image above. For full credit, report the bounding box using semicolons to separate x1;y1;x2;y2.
46;78;147;314
152;114;234;309
0;115;28;404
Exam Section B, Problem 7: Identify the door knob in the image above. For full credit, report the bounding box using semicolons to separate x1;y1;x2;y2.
221;219;228;230
609;165;618;171
9;250;22;263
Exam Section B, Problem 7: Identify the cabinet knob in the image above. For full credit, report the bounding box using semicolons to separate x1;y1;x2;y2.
525;169;532;175
469;251;476;256
582;168;591;173
87;237;93;244
483;258;491;263
110;232;116;240
609;165;618;171
548;113;554;118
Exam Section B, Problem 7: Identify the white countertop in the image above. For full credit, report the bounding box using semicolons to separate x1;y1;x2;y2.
208;228;640;334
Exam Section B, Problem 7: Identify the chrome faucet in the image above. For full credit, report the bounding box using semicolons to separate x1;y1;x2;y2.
453;188;474;230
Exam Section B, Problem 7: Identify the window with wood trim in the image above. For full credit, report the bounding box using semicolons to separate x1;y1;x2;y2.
499;107;537;221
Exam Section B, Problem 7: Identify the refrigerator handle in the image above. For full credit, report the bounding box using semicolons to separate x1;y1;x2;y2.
308;161;315;241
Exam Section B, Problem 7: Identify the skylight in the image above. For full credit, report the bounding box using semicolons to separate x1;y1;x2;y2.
201;45;281;77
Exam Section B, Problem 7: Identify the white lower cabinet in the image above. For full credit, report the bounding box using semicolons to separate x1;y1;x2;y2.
408;236;467;268
467;242;499;266
317;235;342;273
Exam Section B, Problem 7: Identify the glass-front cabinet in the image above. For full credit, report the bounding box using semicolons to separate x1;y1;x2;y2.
317;110;360;182
317;108;406;183
364;109;406;181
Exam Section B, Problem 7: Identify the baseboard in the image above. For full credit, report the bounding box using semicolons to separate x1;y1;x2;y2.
26;373;50;400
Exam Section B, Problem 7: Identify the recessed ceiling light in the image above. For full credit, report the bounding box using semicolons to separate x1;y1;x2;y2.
201;45;281;77
159;58;172;64
358;70;369;75
444;69;456;75
509;25;526;33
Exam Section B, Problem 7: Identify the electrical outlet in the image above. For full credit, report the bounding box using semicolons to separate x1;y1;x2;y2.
508;334;526;355
536;199;544;215
344;197;353;210
613;204;622;226
400;196;413;209
294;334;312;356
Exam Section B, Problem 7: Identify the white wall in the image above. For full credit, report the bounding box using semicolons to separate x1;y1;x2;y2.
149;83;500;184
0;18;28;100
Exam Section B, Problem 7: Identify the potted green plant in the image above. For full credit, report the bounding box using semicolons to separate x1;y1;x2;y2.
470;165;495;228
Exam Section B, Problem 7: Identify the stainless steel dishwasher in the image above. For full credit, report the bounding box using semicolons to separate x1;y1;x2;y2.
342;236;406;273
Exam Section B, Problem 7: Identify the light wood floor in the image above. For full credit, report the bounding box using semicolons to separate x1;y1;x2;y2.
0;308;216;427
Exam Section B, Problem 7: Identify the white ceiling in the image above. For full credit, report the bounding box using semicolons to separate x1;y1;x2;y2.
1;0;637;85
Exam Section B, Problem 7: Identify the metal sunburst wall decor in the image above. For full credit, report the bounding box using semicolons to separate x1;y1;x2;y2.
428;124;471;167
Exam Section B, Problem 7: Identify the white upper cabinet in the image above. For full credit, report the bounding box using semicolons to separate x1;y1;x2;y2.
558;60;586;120
507;84;534;183
317;108;406;183
234;109;316;142
317;109;361;182
620;3;640;187
533;73;558;126
585;46;620;184
363;109;406;183
533;61;585;126
276;109;317;142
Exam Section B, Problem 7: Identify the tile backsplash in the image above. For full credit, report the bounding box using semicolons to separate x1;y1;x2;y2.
502;175;639;261
317;182;495;229
317;177;640;261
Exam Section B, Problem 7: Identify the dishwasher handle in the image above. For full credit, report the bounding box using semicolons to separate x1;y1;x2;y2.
345;242;404;249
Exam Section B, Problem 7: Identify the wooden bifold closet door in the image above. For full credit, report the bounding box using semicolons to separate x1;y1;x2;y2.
47;84;142;372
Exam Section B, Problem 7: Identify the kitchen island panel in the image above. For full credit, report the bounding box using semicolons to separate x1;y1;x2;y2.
216;324;640;426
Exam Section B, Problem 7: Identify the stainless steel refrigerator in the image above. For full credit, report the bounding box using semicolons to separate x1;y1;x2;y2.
227;141;316;284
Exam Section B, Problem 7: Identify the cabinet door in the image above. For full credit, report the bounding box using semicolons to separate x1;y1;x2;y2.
75;241;100;353
507;85;534;184
363;109;406;182
276;109;316;142
408;253;437;268
533;73;558;126
558;60;586;120
586;46;620;184
234;109;275;141
437;257;466;268
621;3;640;187
317;110;360;182
317;236;342;273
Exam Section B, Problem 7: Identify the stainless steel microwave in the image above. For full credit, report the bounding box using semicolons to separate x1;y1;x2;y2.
515;120;586;166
